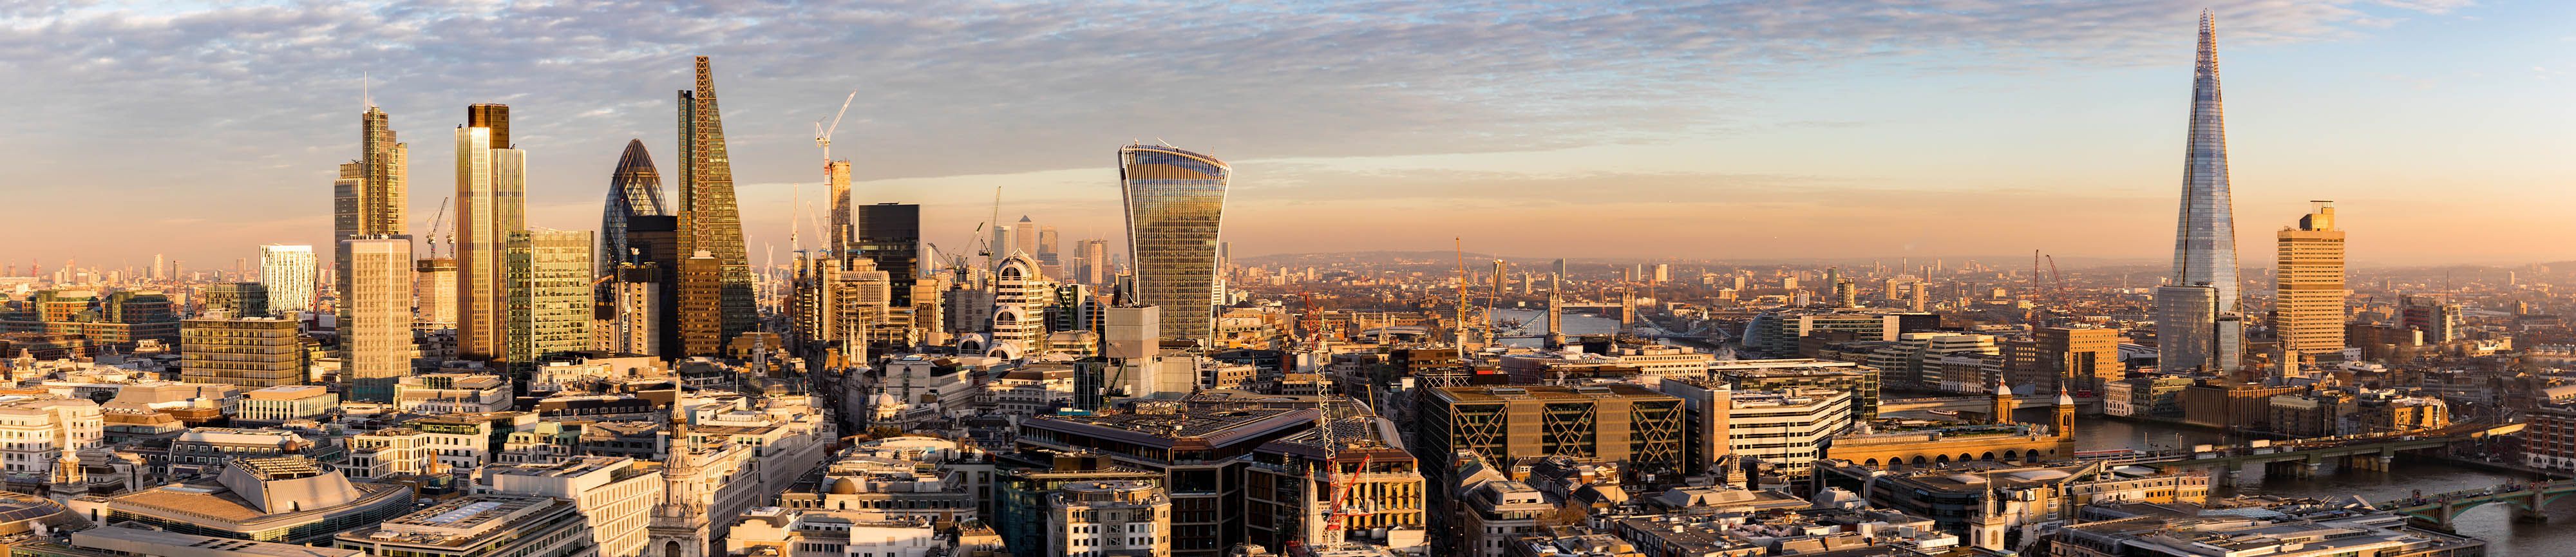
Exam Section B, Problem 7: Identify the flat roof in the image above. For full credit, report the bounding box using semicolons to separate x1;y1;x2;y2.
1431;384;1679;404
71;525;363;557
1027;407;1316;450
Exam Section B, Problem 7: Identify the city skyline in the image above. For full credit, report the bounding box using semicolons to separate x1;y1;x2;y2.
4;1;2570;269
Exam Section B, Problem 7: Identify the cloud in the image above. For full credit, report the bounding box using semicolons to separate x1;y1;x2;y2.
0;0;2486;266
0;0;2452;180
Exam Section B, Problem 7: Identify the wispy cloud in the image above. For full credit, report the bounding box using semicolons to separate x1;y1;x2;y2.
0;0;2501;265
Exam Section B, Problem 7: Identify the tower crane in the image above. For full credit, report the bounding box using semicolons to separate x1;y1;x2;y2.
815;90;858;256
2046;254;2065;306
813;90;858;162
424;196;451;258
983;186;1002;260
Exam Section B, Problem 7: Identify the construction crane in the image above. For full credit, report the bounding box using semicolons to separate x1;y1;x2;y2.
423;196;451;258
1454;238;1469;357
983;185;1002;261
815;90;858;256
2046;254;2064;299
813;90;858;162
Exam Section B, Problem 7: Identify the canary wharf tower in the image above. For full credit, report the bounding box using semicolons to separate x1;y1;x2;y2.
1119;144;1229;347
2155;12;2243;373
676;56;755;355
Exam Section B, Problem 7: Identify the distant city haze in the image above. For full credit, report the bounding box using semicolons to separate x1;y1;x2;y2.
1;1;2568;267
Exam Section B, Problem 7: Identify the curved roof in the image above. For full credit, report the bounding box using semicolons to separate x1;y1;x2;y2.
1119;144;1227;167
1120;144;1230;180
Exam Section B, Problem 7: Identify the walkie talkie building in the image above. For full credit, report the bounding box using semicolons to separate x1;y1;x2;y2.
1117;144;1229;348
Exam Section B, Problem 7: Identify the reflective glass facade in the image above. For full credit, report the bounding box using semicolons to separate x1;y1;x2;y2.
506;229;594;380
455;105;526;361
1119;145;1229;346
676;56;756;355
2157;13;2242;373
601;139;667;272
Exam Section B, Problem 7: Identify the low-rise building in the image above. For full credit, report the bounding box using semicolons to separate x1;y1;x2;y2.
234;385;336;424
394;373;512;414
167;428;330;473
1050;480;1170;557
476;457;665;557
724;508;942;557
332;495;594;557
12;524;361;557
96;457;413;544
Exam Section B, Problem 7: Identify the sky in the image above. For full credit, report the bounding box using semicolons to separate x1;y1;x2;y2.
1;0;2569;272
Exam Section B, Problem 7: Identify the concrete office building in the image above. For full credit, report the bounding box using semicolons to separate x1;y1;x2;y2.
600;263;663;356
415;257;457;326
180;317;304;387
257;245;316;316
2033;326;2125;393
339;237;413;402
478;457;665;557
0;396;102;480
2400;294;2461;344
1712;359;1883;421
1075;238;1110;285
456;103;527;361
236;385;338;424
2273;202;2345;361
1050;480;1171;557
1018;404;1314;557
1119;144;1229;346
1416;384;1684;554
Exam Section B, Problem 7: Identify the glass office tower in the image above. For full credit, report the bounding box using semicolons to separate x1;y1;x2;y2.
2155;12;2243;373
1117;144;1229;347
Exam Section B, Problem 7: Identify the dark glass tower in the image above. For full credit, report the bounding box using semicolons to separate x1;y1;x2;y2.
857;202;921;307
2155;12;2243;373
602;139;667;271
676;56;755;356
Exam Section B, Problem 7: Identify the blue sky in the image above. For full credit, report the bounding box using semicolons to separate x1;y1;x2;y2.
0;0;2565;270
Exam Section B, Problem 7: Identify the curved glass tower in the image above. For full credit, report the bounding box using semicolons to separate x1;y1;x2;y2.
602;138;667;270
2156;12;2243;373
1118;144;1229;347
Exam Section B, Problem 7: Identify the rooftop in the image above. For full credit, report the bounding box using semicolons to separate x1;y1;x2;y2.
1432;383;1678;404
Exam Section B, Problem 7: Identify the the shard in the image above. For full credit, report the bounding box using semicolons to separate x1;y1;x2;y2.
602;138;667;270
2155;11;2243;373
676;56;756;356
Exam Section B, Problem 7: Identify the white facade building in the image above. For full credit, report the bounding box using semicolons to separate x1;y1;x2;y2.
478;457;666;557
258;244;317;315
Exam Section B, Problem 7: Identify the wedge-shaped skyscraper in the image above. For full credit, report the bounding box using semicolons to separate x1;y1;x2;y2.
2156;12;2244;373
676;56;755;356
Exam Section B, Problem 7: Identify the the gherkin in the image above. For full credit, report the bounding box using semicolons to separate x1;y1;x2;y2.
601;138;667;271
